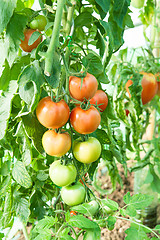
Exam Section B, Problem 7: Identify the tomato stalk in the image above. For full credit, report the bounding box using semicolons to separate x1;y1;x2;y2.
21;221;30;240
44;0;66;76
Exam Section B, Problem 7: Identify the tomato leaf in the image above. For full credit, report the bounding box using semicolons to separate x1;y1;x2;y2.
95;0;110;13
68;215;100;230
125;226;149;240
1;181;12;228
83;229;101;240
0;176;11;198
101;199;119;211
0;0;17;33
28;31;41;46
12;161;32;188
0;80;18;140
14;198;30;223
113;0;130;28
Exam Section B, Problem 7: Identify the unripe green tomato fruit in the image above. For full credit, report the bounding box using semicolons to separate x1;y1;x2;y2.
61;182;86;206
49;160;77;187
36;15;47;31
73;137;101;164
30;19;39;29
88;200;99;215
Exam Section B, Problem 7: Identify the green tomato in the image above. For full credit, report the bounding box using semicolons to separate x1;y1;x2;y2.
87;200;99;216
36;15;47;31
49;160;77;187
30;19;39;29
61;182;86;206
131;0;145;8
73;137;101;164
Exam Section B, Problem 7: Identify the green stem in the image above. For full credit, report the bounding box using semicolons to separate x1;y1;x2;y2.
21;221;30;240
44;0;66;76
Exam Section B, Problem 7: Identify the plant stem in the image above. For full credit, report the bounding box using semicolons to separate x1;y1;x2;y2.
21;221;30;240
44;0;66;76
116;216;160;239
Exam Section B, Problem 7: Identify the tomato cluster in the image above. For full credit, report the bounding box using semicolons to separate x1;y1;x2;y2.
35;72;108;206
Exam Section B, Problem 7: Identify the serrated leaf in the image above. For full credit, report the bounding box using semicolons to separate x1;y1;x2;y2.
68;215;99;230
101;199;119;211
12;161;32;188
22;113;46;154
125;226;149;240
34;216;57;231
95;0;110;13
0;80;18;140
18;60;44;111
15;198;30;223
123;192;131;204
0;0;17;33
124;193;154;210
74;12;93;27
82;52;103;76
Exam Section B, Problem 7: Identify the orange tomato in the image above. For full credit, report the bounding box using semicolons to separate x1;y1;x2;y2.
90;90;108;112
20;29;42;52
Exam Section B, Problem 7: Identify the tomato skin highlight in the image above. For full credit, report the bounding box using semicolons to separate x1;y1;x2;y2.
61;182;86;206
42;130;71;157
90;90;108;112
126;72;158;105
73;137;101;164
49;160;77;187
70;106;101;134
36;96;70;129
69;72;98;101
20;29;42;52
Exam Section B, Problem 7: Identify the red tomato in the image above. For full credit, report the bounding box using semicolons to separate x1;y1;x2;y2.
42;130;71;156
20;29;42;52
155;73;160;96
36;96;70;129
126;72;158;105
90;90;108;112
70;106;101;134
70;211;77;217
69;72;98;101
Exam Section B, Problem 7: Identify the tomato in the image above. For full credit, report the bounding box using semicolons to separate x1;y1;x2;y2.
126;72;158;105
49;160;77;187
155;73;160;96
36;96;70;129
42;130;71;157
70;211;77;217
90;90;108;112
73;137;101;164
87;200;99;216
20;29;42;52
30;15;47;31
131;0;145;8
70;106;101;134
61;182;86;206
69;72;98;101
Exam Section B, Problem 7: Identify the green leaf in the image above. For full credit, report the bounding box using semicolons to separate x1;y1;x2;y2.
82;52;103;76
0;0;17;33
12;161;32;188
126;205;137;217
95;0;110;13
101;199;119;211
23;0;34;8
0;60;11;91
124;193;154;210
125;226;149;240
15;198;30;223
113;0;130;28
0;176;11;198
74;12;93;27
6;12;28;65
28;31;41;46
83;229;101;240
0;80;18;140
1;182;12;228
0;160;11;176
123;192;131;204
107;216;116;229
22;113;46;154
18;60;44;111
68;215;99;230
37;170;49;181
34;216;57;231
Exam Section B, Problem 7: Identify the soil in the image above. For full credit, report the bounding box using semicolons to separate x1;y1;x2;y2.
15;161;160;240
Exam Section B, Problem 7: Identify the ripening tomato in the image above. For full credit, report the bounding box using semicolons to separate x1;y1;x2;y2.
131;0;145;8
20;29;42;52
90;90;108;112
70;106;101;134
61;182;86;206
70;211;77;217
73;137;101;164
42;130;71;157
49;160;77;187
126;72;158;105
69;72;98;101
36;96;70;129
155;72;160;96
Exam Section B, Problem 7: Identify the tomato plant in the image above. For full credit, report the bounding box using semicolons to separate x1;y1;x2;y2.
42;130;71;157
30;15;47;31
36;96;70;129
69;72;98;101
20;29;42;52
126;72;158;105
61;182;86;206
73;137;101;164
90;90;108;112
49;160;77;187
70;106;101;134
